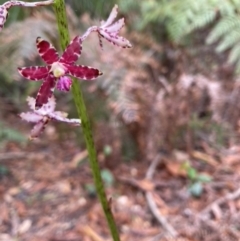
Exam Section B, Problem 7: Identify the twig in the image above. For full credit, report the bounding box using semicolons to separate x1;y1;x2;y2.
80;225;105;241
145;154;178;238
0;152;27;161
158;77;171;94
200;187;240;217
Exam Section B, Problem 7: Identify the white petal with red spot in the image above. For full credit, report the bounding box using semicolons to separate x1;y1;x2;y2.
20;112;42;123
101;4;118;28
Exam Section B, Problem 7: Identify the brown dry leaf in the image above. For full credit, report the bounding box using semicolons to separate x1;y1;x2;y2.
0;203;10;223
224;154;240;166
69;150;88;168
78;225;105;241
34;166;62;181
173;150;190;162
18;219;32;234
236;199;240;209
7;187;21;196
55;180;72;194
211;203;222;220
165;161;187;177
0;234;13;241
192;151;218;167
14;200;27;216
151;192;175;215
135;179;155;192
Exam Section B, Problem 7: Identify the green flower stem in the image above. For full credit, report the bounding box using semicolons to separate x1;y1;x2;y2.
53;1;120;241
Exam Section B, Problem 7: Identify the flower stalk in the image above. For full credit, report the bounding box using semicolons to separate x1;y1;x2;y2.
53;0;120;241
0;0;54;30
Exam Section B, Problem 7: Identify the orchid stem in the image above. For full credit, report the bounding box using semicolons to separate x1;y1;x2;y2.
53;1;120;241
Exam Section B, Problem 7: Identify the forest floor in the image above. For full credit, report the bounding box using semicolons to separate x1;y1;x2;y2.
0;116;240;241
1;28;240;241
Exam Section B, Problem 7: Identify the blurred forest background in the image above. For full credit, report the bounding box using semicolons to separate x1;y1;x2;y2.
1;0;240;240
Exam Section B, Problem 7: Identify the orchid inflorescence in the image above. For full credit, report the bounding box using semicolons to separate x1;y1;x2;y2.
0;1;132;138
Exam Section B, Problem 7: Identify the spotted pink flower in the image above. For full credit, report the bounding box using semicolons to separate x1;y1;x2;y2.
81;5;132;49
98;4;132;48
18;36;102;109
20;96;80;138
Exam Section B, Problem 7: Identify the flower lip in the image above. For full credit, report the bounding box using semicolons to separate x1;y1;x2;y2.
50;62;67;78
56;76;72;92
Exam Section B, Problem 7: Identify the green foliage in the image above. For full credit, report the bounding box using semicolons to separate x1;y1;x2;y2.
182;161;212;197
0;165;9;177
0;121;27;147
120;0;240;73
84;183;96;197
101;169;115;187
68;0;117;18
189;114;230;147
103;145;112;157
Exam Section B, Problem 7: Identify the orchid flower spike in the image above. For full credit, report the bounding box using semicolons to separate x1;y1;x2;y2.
81;4;132;49
20;96;81;138
0;0;54;31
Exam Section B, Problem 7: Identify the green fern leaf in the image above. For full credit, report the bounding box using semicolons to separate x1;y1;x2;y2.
216;29;240;52
207;16;240;44
228;43;240;64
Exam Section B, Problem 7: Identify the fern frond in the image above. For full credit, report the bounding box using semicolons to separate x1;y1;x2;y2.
216;29;240;52
141;0;240;74
207;16;240;44
228;43;240;64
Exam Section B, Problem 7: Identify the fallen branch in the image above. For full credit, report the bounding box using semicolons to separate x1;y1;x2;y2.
0;152;27;161
200;187;240;217
79;225;105;241
145;154;178;238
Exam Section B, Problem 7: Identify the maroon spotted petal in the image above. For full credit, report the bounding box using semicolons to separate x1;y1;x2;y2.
35;74;57;109
36;37;59;64
59;36;82;64
66;65;103;80
18;66;50;81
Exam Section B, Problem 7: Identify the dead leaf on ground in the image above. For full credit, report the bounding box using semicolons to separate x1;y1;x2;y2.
192;151;218;167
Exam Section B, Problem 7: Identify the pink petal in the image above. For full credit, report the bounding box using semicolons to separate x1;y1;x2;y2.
56;76;72;92
105;18;124;33
36;37;59;64
59;36;82;64
98;30;132;48
19;112;42;123
81;26;98;42
37;96;56;115
101;4;118;28
26;96;36;110
35;74;57;109
67;65;103;80
49;112;81;125
0;4;9;31
30;117;49;138
52;111;68;118
18;66;50;81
